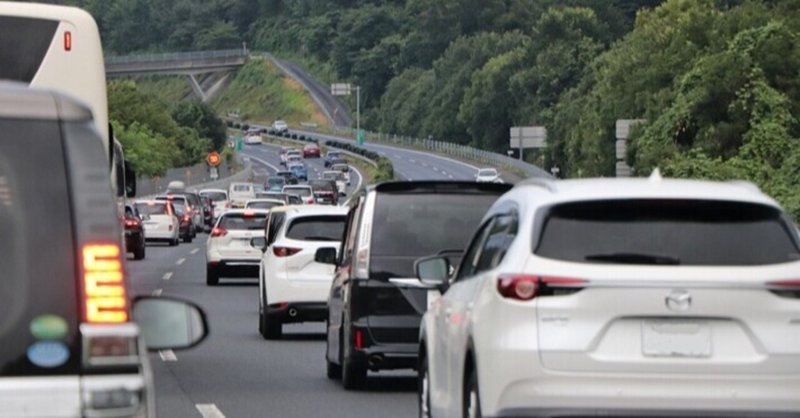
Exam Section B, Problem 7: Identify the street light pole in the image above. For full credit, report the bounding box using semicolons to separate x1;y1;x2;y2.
356;85;360;139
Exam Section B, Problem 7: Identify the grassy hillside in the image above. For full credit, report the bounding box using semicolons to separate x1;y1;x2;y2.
133;76;191;104
210;59;328;127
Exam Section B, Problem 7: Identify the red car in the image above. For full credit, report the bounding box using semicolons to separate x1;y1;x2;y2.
303;143;321;158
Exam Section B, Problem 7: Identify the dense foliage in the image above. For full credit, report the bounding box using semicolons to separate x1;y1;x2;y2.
51;0;800;216
108;80;225;176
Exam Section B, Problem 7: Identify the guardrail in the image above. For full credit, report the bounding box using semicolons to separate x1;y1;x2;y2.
331;127;550;178
106;49;247;65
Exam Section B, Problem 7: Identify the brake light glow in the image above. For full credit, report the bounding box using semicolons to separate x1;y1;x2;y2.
497;274;587;301
767;279;800;289
273;246;301;257
64;31;72;51
82;244;128;323
181;214;191;222
210;227;227;237
124;219;139;228
243;210;255;218
354;329;363;349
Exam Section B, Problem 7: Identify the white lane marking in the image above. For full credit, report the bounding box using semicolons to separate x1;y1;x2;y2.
190;248;200;255
422;162;429;167
176;258;186;266
152;288;163;296
245;155;281;173
159;350;177;362
196;404;226;418
449;175;454;179
162;272;173;281
432;167;439;172
409;159;416;163
350;165;364;191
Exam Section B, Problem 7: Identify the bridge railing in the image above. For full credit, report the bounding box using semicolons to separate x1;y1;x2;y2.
105;49;247;65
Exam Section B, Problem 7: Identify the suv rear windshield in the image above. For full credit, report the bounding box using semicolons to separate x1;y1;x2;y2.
284;187;311;197
221;214;268;230
535;199;800;266
246;201;284;210
136;202;169;215
201;191;227;201
286;216;346;241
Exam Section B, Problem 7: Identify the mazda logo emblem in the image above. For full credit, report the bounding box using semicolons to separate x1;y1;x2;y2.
665;290;692;312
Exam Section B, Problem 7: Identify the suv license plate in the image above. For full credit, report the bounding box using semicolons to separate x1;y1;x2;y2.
642;320;711;358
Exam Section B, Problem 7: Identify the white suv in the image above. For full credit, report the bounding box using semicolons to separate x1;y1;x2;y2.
257;206;348;339
414;175;800;418
206;209;269;285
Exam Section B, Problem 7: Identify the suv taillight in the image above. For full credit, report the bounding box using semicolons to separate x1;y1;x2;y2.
210;227;227;237
124;218;140;229
497;274;587;301
82;244;128;323
767;279;800;298
273;246;301;257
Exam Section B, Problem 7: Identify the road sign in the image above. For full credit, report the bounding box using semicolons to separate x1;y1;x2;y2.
356;129;365;146
235;136;242;152
616;161;632;177
209;167;219;180
331;83;351;96
510;126;547;149
615;140;627;160
207;151;221;167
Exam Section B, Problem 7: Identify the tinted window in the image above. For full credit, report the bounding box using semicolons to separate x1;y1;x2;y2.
309;180;335;191
220;214;268;230
474;214;517;273
0;17;58;83
456;220;494;280
286;216;346;241
284;187;311;197
535;200;800;266
136;202;168;215
371;192;498;266
287;195;302;205
172;202;187;215
246;201;284;210
201;191;227;201
0;117;81;376
266;212;287;244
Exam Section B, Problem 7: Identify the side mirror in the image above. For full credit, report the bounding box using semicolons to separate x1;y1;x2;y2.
125;161;136;198
250;236;267;252
414;255;450;285
132;297;208;351
314;247;337;265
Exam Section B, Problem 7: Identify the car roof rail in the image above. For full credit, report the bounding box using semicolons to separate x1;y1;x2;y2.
516;177;557;193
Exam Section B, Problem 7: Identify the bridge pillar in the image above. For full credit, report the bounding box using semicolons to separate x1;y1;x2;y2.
186;74;206;102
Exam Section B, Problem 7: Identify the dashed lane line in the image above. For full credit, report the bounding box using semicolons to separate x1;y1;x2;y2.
159;350;177;362
162;272;173;281
190;248;200;255
196;404;226;418
176;258;186;266
152;288;163;296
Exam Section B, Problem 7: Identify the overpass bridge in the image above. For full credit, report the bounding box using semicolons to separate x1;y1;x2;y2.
105;49;247;102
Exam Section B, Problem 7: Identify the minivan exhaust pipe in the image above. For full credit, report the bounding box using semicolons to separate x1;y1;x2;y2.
288;308;298;318
367;354;384;369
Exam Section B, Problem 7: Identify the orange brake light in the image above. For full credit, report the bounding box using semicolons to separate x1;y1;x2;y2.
82;244;128;323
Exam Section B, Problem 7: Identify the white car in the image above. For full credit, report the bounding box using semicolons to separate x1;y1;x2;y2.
278;147;293;165
206;209;270;285
134;200;179;246
331;163;351;185
229;182;256;208
273;120;289;133
286;152;303;167
414;174;800;418
257;206;348;339
475;167;503;183
245;198;286;211
322;170;347;195
244;134;262;145
283;185;315;204
199;188;230;220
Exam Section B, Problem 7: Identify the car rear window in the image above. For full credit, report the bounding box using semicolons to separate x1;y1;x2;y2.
372;193;499;258
246;201;284;210
232;184;252;192
286;216;346;241
136;202;168;215
201;191;227;201
284;187;311;197
220;214;268;230
0;117;81;376
535;199;800;266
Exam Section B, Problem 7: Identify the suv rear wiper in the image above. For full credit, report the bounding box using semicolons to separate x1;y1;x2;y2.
584;252;681;265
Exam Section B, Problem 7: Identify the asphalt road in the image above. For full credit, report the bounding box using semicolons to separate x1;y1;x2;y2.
128;144;418;418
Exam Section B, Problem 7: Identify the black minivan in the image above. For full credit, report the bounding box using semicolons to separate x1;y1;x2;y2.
323;181;511;389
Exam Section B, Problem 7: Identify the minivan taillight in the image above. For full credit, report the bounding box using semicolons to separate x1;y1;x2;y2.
497;274;587;301
82;244;128;323
210;227;227;237
273;246;301;257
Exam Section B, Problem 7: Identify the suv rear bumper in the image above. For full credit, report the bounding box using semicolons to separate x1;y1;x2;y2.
267;302;328;323
351;341;418;371
207;260;260;278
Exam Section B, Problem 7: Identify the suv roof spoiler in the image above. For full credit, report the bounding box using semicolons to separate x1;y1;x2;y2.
372;180;513;194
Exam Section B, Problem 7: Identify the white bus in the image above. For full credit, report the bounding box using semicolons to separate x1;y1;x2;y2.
0;1;135;197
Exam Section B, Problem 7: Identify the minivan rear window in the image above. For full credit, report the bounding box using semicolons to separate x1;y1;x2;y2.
372;193;499;258
136;202;168;215
286;216;346;241
535;199;800;266
202;191;227;201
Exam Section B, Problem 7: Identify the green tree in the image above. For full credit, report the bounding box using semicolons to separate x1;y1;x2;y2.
171;100;229;150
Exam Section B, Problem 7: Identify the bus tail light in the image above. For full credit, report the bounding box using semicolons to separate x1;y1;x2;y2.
82;244;128;323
